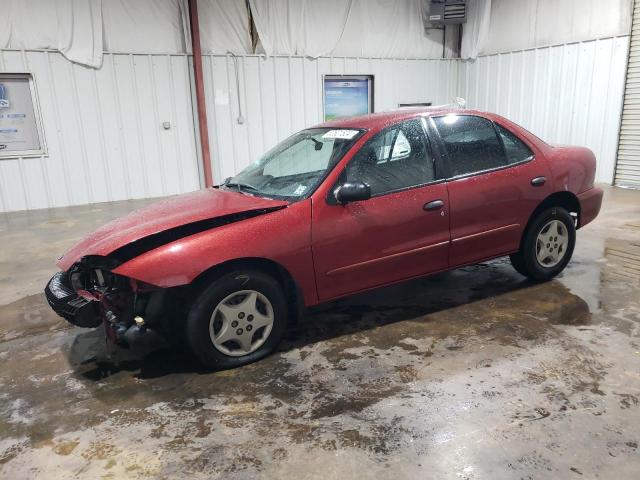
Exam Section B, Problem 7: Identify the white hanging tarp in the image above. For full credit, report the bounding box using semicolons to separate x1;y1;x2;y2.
249;0;452;58
334;0;449;58
460;0;491;59
199;0;253;54
0;9;9;48
1;0;254;61
0;0;103;68
248;0;353;57
1;0;459;62
102;0;253;55
102;0;188;54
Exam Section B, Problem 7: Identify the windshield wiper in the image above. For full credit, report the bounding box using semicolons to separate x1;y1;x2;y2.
224;181;260;194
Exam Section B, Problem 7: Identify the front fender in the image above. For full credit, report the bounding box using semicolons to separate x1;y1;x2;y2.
111;200;318;306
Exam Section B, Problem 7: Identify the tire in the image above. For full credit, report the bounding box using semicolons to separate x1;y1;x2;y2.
509;247;528;277
509;206;576;281
186;270;288;369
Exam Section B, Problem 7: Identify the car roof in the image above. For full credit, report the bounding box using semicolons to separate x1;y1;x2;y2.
313;108;493;131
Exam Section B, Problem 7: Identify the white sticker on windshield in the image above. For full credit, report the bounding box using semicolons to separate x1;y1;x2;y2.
293;185;307;195
322;129;359;140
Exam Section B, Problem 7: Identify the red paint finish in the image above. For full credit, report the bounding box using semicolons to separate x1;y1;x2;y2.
112;200;319;306
547;145;597;194
311;183;450;301
57;188;287;271
446;156;553;267
55;109;603;308
577;187;604;228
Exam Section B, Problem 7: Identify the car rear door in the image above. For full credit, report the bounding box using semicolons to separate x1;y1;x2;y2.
430;114;553;267
311;118;450;301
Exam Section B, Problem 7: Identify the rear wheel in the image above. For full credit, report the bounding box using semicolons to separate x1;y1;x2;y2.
510;206;576;281
186;270;288;369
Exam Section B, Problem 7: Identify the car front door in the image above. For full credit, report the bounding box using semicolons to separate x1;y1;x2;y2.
430;114;553;267
311;118;450;301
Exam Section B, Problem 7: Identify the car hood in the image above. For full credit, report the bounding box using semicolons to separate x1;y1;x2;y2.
57;188;288;271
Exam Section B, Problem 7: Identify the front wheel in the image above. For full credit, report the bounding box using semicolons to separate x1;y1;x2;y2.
510;206;576;281
186;270;288;369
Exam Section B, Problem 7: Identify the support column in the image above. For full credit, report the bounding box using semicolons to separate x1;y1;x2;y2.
188;0;214;187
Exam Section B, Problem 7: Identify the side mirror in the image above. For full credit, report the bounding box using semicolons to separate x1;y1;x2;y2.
335;181;371;204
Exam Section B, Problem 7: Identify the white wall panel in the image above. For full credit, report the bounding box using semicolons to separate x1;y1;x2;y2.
202;54;459;183
2;40;628;213
480;0;632;56
459;36;629;183
0;50;200;213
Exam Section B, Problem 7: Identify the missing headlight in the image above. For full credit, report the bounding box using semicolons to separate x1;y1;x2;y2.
70;271;85;291
68;256;128;293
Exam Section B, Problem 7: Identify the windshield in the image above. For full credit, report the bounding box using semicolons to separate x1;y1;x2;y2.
223;127;363;200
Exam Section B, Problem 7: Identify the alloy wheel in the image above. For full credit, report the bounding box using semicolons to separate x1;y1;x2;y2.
535;219;569;268
209;290;274;357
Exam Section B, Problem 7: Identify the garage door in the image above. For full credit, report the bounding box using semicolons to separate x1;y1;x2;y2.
617;1;640;187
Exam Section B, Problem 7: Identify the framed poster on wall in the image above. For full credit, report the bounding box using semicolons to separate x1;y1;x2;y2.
0;73;47;159
323;75;373;121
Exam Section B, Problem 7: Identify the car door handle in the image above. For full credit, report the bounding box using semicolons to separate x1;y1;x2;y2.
531;176;546;186
423;199;445;211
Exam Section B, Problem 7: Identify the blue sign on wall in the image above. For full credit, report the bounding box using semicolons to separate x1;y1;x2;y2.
323;76;372;121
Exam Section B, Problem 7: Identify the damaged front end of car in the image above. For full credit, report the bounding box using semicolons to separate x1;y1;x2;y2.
43;188;292;351
45;255;182;346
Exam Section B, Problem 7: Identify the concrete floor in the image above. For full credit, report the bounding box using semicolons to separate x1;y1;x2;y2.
0;187;639;479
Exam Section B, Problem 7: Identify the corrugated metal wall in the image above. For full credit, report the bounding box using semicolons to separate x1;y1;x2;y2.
1;40;631;212
0;51;201;213
202;55;459;182
1;53;458;212
458;36;629;184
615;1;640;188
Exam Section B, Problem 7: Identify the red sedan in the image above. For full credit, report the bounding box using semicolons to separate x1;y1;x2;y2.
45;109;603;369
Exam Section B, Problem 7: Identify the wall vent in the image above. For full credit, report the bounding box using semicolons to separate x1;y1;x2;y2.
429;0;466;25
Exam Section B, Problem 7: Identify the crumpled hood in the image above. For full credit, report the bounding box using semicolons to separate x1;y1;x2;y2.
57;188;288;271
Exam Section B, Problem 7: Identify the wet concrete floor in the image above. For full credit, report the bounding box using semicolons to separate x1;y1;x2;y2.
0;186;639;479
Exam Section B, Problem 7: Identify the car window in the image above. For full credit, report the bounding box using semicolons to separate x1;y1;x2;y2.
343;119;436;196
372;129;411;163
496;124;534;164
263;134;334;177
433;115;508;177
228;127;362;199
390;130;411;160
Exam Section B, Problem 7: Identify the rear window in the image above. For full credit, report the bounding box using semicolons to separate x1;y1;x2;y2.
496;124;534;164
432;115;508;177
